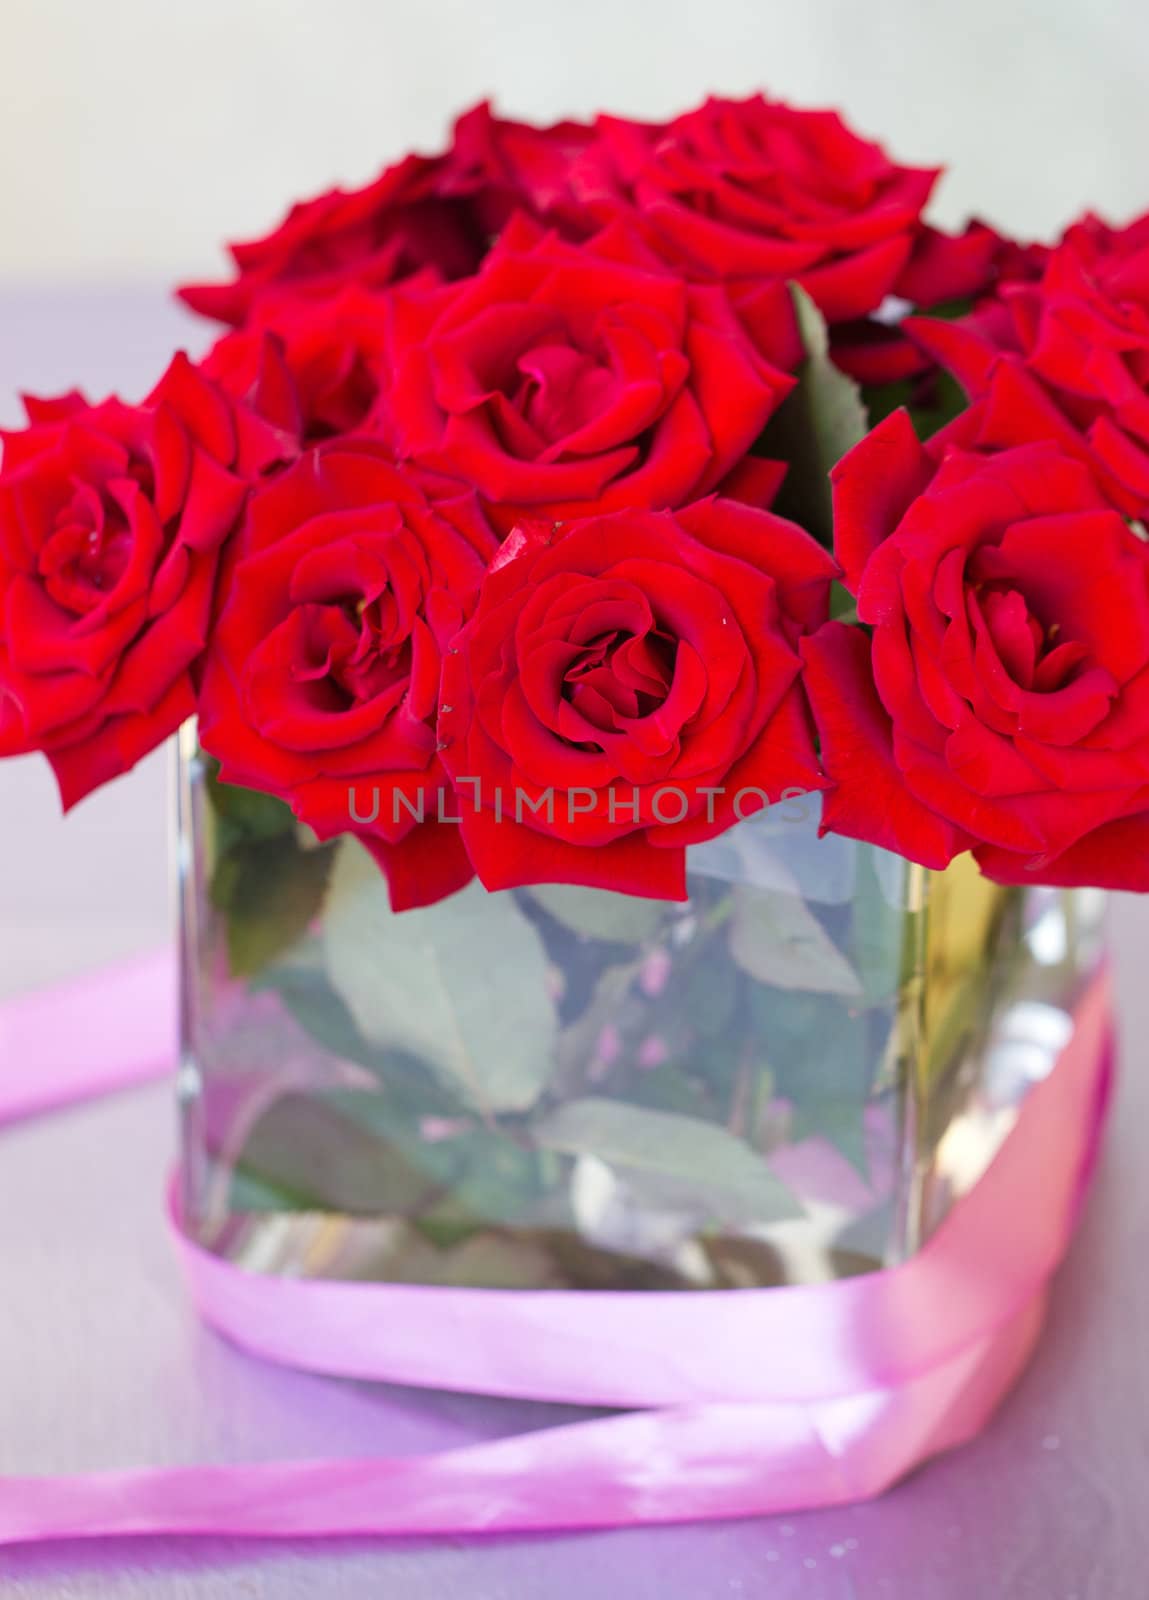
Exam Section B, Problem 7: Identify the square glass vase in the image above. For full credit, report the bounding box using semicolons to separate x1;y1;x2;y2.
177;728;1106;1292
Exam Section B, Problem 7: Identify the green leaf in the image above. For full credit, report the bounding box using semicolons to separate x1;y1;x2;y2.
418;1126;554;1231
524;882;666;944
534;1097;801;1224
909;369;968;439
215;836;335;978
554;958;643;1084
254;958;477;1123
829;580;858;623
323;839;558;1114
230;1089;453;1216
923;295;976;322
746;983;880;1178
788;1100;870;1178
621;1063;712;1117
730;884;863;996
201;756;296;840
759;282;869;545
746;984;871;1106
228;1169;310;1213
852;846;918;1005
682;946;741;1039
254;959;387;1067
863;369;967;439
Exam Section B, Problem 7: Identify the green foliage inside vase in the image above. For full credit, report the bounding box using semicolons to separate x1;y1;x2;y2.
194;755;972;1291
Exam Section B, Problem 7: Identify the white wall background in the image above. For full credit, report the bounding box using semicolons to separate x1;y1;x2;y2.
1;0;1148;285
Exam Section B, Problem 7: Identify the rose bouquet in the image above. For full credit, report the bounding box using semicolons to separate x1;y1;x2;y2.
0;97;1125;1295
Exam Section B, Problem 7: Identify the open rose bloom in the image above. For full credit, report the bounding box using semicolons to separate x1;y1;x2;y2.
0;96;1122;1321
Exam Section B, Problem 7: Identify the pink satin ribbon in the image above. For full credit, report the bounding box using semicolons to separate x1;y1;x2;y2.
0;949;176;1127
0;958;1114;1545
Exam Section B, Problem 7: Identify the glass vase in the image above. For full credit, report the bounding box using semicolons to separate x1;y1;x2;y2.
176;726;1106;1291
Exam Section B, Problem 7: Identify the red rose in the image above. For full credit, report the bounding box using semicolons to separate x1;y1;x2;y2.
445;101;606;241
0;354;293;807
908;210;1149;516
197;443;498;910
832;222;1044;389
803;395;1149;887
575;97;938;324
177;103;604;330
202;285;393;445
437;498;834;899
376;218;797;529
177;151;487;328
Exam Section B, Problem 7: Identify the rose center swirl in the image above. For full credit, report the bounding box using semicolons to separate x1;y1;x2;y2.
560;626;677;735
38;488;133;613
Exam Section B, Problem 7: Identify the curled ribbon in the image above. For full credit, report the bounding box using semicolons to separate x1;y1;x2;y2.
0;955;1114;1545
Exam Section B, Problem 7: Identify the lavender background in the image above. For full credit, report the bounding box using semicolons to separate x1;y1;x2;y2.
1;296;1147;1597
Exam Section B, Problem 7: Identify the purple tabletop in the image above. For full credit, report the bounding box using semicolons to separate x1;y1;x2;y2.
0;292;1146;1599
